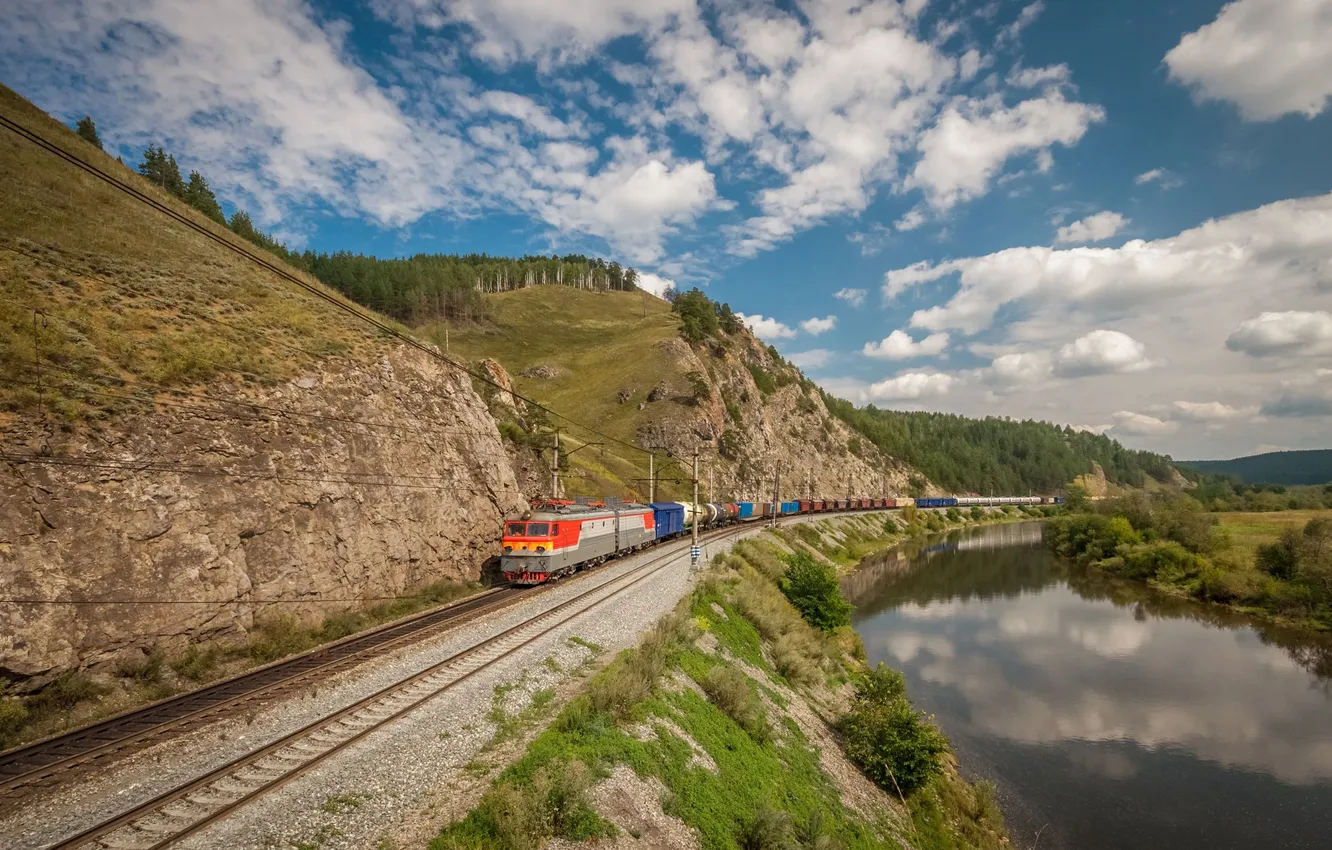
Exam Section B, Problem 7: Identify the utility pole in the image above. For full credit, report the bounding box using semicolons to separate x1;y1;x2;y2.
691;448;701;567
648;453;655;503
708;461;714;503
806;469;812;501
771;465;781;528
551;430;560;499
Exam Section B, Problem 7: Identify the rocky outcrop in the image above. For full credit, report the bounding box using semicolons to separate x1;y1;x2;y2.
479;357;521;411
0;346;528;680
633;331;927;501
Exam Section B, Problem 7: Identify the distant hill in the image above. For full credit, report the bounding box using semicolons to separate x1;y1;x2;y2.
1183;450;1332;485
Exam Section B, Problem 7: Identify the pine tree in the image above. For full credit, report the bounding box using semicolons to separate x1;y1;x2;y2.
138;144;186;198
74;116;103;150
183;170;226;224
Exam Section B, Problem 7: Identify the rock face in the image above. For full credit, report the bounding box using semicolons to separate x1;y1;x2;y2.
0;346;528;680
479;357;521;411
634;332;926;501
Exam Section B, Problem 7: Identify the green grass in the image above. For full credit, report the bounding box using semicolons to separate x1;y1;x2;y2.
0;84;395;425
422;286;691;499
1216;510;1332;562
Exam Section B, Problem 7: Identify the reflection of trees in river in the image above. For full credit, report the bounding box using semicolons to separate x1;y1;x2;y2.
843;523;1062;620
1065;567;1332;682
846;521;1332;682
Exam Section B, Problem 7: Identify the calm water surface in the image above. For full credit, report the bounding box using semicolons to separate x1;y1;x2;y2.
844;522;1332;850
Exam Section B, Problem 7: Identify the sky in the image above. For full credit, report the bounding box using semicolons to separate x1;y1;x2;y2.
3;0;1331;461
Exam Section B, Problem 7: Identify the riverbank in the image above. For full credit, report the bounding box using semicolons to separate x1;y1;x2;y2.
1048;497;1332;633
431;519;1007;850
773;503;1055;574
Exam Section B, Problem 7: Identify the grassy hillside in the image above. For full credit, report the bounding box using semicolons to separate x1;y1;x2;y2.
0;83;392;427
425;287;696;500
1184;450;1332;486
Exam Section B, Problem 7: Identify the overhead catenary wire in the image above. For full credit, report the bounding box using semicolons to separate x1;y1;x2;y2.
0;111;649;458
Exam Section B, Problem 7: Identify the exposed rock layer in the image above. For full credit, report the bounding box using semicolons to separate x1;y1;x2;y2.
0;347;527;679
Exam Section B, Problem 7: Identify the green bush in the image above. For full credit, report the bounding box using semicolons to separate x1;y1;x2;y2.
970;506;984;521
839;679;948;796
1107;540;1207;583
30;670;106;714
0;698;29;748
701;665;770;743
945;507;962;522
436;759;612;850
1256;531;1300;580
780;552;851;632
736;807;796;850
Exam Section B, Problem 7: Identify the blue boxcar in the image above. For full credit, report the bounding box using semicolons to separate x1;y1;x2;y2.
915;497;959;509
737;502;755;519
650;502;685;539
781;500;799;515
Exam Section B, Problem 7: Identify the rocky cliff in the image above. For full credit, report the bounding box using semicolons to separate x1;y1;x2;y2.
0;348;527;679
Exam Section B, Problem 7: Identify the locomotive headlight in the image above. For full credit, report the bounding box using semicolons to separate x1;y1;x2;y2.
536;546;546;552
504;545;513;552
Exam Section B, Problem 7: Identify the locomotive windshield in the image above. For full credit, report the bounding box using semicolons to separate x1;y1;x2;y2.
527;523;550;536
505;522;526;536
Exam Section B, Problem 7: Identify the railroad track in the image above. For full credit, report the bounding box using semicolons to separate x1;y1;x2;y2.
0;584;528;806
35;525;746;850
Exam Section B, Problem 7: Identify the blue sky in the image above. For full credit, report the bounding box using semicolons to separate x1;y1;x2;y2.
4;0;1331;459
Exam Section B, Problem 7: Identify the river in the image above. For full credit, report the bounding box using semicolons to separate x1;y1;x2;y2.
843;522;1332;850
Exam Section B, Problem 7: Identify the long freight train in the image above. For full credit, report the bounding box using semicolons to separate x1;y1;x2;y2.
500;494;1063;584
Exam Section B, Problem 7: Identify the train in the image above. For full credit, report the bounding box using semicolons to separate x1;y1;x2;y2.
499;494;1064;584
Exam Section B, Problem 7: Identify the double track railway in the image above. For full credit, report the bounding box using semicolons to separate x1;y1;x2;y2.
3;522;760;850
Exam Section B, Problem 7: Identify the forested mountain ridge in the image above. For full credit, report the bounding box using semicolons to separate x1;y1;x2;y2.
1183;450;1332;486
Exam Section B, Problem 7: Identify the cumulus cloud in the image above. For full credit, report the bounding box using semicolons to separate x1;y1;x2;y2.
864;330;950;360
1111;411;1179;436
737;312;797;340
1055;211;1129;245
906;91;1104;211
1165;0;1332;121
635;271;677;297
987;351;1053;386
1134;167;1183;189
1170;401;1257;422
869;371;956;401
834;288;868;307
788;349;833;370
895;208;927;231
1226;311;1332;357
883;192;1332;335
800;315;837;335
1053;330;1153;377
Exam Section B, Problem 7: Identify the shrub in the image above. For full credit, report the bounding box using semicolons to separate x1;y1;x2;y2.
945;507;962;522
970;506;984;521
1256;531;1300;580
736;807;796;850
840;690;948;796
115;648;165;683
440;760;611;850
854;663;906;704
780;552;851;632
1107;541;1207;582
701;665;770;743
171;644;222;682
30;670;107;714
0;698;29;748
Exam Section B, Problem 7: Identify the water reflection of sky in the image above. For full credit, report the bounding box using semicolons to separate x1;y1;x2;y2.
849;524;1332;850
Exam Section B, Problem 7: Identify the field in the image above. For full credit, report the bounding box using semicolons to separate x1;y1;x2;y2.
426;286;695;500
1216;510;1332;561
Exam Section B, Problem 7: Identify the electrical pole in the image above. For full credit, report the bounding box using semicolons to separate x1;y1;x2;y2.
691;448;701;567
708;461;713;503
648;453;655;503
551;430;560;499
806;469;812;501
771;465;780;528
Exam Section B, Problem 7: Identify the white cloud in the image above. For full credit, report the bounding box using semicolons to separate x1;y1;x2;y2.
1055;211;1129;245
869;371;956;401
895;208;927;231
1110;411;1179;436
1226;311;1332;357
1070;423;1111;435
737;312;797;340
906;91;1105;211
788;349;833;370
988;351;1053;386
1053;330;1153;377
1165;0;1332;121
1170;401;1257;422
800;315;837;335
864;330;951;360
884;192;1332;335
636;271;676;297
997;1;1044;46
834;288;867;307
1007;63;1069;88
